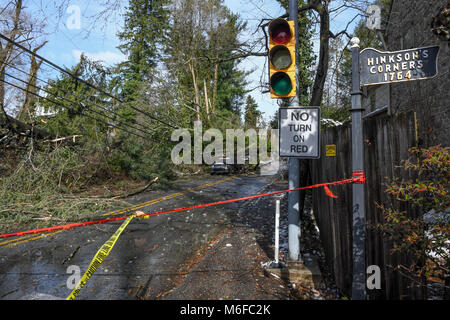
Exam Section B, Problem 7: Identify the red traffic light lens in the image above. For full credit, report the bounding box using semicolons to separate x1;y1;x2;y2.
269;19;292;44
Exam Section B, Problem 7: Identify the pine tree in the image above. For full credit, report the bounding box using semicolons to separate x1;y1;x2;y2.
244;95;261;129
117;0;169;102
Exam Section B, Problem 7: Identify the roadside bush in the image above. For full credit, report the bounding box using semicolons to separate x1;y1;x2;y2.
377;146;449;295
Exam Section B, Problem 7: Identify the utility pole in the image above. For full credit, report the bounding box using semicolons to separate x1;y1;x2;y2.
350;37;366;300
287;0;302;262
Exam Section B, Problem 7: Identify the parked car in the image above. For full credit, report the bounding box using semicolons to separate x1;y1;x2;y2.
210;158;231;175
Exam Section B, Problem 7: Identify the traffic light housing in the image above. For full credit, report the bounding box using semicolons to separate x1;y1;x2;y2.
268;18;296;99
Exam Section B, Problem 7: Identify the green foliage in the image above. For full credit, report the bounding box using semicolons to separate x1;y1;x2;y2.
321;105;350;125
0;144;129;232
117;0;170;101
212;11;250;116
108;132;174;182
39;54;116;139
377;146;449;285
244;95;261;129
385;146;449;214
269;110;279;130
215;57;249;116
336;48;352;108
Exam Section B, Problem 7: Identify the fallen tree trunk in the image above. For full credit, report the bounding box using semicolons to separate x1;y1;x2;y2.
1;114;54;139
91;177;160;200
121;177;159;198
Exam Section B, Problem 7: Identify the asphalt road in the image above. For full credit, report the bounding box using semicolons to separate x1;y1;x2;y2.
0;174;275;300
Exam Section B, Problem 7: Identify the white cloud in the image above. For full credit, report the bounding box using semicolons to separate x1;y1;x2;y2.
72;50;126;66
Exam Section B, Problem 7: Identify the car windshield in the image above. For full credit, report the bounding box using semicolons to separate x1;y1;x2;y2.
214;158;231;165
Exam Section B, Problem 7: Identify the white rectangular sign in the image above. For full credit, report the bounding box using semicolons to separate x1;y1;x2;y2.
279;107;321;159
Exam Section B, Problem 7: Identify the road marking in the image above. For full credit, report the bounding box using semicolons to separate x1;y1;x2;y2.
0;230;64;248
0;176;235;248
101;176;235;217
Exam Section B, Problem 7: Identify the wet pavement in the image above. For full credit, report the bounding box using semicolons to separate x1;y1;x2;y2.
0;174;274;300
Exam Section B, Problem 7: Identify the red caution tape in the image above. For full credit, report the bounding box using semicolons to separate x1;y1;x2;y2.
324;185;338;198
0;173;366;240
352;170;366;184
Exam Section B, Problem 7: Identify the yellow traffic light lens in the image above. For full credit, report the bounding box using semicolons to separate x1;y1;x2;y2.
269;19;292;44
271;72;293;96
270;46;292;69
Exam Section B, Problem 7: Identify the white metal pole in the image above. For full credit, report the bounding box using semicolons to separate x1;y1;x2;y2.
275;200;280;265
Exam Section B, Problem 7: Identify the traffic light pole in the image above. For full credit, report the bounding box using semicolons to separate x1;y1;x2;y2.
287;0;302;262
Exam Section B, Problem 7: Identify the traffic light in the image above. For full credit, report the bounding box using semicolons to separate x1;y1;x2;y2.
268;18;296;98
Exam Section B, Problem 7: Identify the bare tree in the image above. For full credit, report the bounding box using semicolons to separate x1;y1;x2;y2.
0;0;47;122
17;39;47;122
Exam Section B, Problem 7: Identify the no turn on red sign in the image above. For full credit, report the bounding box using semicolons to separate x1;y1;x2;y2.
279;107;321;159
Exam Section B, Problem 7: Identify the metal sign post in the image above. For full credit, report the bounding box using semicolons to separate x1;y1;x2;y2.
287;0;301;262
351;40;440;299
351;37;366;300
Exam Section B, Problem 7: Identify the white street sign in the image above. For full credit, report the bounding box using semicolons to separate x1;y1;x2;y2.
279;107;321;159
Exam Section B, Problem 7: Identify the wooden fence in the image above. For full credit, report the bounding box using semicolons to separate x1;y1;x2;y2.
311;111;426;299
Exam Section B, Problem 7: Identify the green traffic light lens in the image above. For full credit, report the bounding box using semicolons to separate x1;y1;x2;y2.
271;72;292;96
270;46;292;69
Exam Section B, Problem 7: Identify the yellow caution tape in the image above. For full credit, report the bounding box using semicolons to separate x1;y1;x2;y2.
66;214;136;300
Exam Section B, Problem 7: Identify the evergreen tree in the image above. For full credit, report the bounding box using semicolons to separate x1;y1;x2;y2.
117;0;169;102
270;110;279;129
39;54;114;138
108;0;174;179
243;95;261;129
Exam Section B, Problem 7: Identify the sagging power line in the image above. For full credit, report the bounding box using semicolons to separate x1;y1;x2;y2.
0;32;179;130
0;58;159;135
0;77;148;140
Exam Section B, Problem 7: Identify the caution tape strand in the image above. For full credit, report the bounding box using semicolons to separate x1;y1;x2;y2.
66;215;135;300
0;172;366;240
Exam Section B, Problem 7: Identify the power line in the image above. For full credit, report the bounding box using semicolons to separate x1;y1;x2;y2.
0;32;179;129
0;58;159;134
2;71;155;137
0;77;147;140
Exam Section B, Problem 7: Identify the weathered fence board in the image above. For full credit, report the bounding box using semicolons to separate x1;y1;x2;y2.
311;111;425;299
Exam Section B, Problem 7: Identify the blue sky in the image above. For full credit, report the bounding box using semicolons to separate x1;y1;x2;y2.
27;0;366;123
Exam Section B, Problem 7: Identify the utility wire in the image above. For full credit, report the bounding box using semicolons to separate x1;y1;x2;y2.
1;59;158;134
0;77;147;139
2;71;156;137
0;32;179;129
